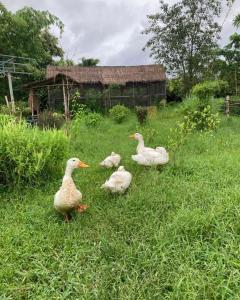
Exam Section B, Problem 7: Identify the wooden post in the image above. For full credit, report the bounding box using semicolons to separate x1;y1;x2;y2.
7;73;16;113
66;77;70;118
47;86;51;109
62;78;69;120
235;67;238;96
225;95;230;117
133;83;135;107
4;96;9;107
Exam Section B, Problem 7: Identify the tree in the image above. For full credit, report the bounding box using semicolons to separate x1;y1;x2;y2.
78;57;100;67
233;14;240;28
0;3;64;102
143;0;228;93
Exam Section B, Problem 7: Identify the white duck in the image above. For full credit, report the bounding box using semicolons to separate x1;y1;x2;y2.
100;152;121;168
54;158;89;221
129;133;169;166
101;166;132;194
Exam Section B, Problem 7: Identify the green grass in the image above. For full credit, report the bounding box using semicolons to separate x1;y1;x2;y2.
1;107;240;299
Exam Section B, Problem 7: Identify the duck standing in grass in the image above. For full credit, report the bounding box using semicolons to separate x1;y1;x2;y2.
99;152;121;168
54;158;89;222
129;133;169;166
101;166;132;194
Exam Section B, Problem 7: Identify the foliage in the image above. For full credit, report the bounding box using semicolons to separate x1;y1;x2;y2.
0;101;31;118
213;32;240;95
191;80;229;102
167;78;185;101
109;104;130;123
143;0;225;93
0;3;64;100
185;105;220;131
78;57;100;66
0;113;15;126
70;91;88;118
0;118;68;186
168;114;196;161
233;14;240;28
147;106;158;120
37;111;65;129
84;112;103;127
2;106;240;298
85;89;103;112
135;106;148;124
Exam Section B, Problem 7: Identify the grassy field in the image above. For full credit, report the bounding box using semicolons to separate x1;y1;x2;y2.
1;105;240;299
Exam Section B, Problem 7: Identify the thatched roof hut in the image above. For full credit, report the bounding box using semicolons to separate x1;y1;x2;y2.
26;65;166;117
46;65;166;85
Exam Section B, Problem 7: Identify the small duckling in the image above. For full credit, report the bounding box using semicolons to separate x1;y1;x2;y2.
99;152;121;168
101;166;132;194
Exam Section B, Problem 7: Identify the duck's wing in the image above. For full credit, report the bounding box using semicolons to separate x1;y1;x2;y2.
132;154;150;165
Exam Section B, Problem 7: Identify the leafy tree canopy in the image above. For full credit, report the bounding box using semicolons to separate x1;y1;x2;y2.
143;0;229;93
0;2;64;78
78;57;100;67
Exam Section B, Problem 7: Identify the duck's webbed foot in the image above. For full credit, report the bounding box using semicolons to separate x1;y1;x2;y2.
76;204;88;213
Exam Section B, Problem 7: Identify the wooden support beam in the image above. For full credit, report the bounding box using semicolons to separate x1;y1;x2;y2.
225;95;230;117
62;78;69;120
4;96;9;107
7;73;16;113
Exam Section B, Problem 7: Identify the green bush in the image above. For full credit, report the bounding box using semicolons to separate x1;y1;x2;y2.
0;118;69;186
191;80;229;103
167;78;185;101
0;114;15;126
109;104;130;123
85;89;103;112
84;112;102;127
0;101;31;118
37;111;65;129
186;105;220;131
135;106;148;124
0;104;11;115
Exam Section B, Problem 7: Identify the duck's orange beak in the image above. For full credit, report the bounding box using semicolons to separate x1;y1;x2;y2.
129;134;135;139
78;161;89;168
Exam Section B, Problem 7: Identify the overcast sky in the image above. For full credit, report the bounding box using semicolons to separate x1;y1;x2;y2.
2;0;240;66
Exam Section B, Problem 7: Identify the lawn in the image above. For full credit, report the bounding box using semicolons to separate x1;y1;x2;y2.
1;106;240;299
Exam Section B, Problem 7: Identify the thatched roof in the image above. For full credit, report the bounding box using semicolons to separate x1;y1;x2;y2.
46;65;166;85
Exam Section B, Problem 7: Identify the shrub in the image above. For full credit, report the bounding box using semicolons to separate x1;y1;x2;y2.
84;112;102;127
0;114;15;126
109;104;130;123
70;91;90;118
135;106;148;124
191;80;229;103
186;105;220;131
16;101;31;118
167;78;184;101
37;111;65;129
169;114;196;162
147;106;158;120
0;104;11;115
0;119;69;186
85;89;102;112
0;101;31;118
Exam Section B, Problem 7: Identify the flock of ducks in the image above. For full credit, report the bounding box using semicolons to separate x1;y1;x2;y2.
54;133;169;221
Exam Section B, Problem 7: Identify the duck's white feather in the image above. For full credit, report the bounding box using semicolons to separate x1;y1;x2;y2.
54;176;82;213
101;166;132;194
132;133;169;166
100;152;121;168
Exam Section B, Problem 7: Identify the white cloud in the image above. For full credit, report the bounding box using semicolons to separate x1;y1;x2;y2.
1;0;239;65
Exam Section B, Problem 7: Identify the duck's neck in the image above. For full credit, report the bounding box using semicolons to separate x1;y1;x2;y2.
137;138;145;152
64;165;73;178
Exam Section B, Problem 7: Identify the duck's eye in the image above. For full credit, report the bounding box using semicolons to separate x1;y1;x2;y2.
72;159;76;162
